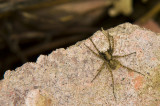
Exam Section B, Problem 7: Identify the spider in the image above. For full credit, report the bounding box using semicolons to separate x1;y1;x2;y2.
84;28;145;100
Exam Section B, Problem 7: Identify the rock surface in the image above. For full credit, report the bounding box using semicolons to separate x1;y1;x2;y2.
0;23;160;105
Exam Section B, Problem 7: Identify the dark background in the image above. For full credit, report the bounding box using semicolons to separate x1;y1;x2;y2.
0;0;160;79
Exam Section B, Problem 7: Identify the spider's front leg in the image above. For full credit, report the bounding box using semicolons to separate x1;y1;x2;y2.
84;37;106;59
101;28;114;55
84;38;106;82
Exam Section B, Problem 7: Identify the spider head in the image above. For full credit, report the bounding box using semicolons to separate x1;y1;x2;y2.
104;51;112;60
99;51;112;62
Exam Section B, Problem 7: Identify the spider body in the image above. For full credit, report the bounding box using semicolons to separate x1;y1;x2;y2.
84;28;145;100
109;59;119;70
101;52;111;61
100;52;118;70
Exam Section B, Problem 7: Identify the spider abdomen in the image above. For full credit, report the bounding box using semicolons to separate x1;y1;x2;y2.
109;60;119;70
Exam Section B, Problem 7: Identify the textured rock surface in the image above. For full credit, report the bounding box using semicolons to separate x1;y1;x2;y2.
0;23;160;105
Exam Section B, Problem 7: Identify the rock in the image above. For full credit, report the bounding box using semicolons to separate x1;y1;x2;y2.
0;23;160;105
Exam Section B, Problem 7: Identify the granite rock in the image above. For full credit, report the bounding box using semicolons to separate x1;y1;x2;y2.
0;23;160;105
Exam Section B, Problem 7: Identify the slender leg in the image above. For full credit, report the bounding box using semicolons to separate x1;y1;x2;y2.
101;28;114;54
108;66;116;100
88;37;101;54
84;43;102;59
91;62;105;82
119;62;145;76
113;52;136;59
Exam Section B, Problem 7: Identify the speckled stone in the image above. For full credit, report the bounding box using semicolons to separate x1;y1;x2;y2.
0;23;160;105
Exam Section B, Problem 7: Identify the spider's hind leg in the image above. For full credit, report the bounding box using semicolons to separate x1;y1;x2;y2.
119;62;145;76
107;65;116;100
113;52;136;59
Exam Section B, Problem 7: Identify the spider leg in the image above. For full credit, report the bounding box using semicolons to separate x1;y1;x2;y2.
113;52;136;59
84;43;102;59
109;35;114;55
119;62;145;76
107;65;116;100
88;37;101;54
91;62;105;83
101;28;114;54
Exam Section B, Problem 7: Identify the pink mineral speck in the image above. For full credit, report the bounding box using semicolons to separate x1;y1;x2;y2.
133;76;144;90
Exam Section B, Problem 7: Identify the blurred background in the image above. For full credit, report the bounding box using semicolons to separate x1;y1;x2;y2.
0;0;160;79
